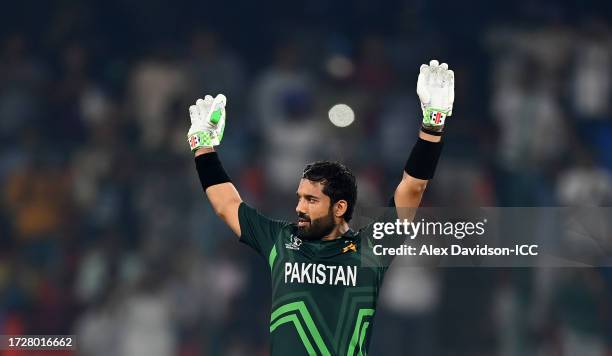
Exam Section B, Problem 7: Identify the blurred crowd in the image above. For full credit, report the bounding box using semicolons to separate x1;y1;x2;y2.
1;0;612;355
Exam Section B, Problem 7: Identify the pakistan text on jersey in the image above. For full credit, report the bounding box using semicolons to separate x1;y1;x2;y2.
284;262;357;286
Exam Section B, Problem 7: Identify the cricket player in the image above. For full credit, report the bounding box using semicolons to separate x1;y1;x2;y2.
187;60;454;355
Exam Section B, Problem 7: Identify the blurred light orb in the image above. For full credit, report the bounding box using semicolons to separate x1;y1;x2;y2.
326;55;354;79
328;104;355;127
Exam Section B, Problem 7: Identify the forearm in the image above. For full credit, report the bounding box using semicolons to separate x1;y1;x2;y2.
194;150;242;236
206;182;242;232
395;173;427;208
203;178;242;219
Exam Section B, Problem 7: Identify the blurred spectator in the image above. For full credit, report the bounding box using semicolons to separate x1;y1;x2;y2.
128;46;186;150
4;156;72;240
354;35;394;93
251;41;328;193
372;265;439;355
251;41;314;129
553;270;608;356
556;150;612;206
75;295;121;356
571;19;611;121
492;58;568;173
50;43;97;149
0;33;48;141
183;31;246;109
116;272;176;356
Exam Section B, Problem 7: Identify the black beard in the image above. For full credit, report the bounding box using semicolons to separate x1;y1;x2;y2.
296;210;336;240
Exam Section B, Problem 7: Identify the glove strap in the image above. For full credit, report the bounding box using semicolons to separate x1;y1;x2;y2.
420;126;443;136
422;107;450;134
188;131;216;152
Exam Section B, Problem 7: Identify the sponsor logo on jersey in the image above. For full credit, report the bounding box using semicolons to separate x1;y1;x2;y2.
284;262;357;286
285;234;303;250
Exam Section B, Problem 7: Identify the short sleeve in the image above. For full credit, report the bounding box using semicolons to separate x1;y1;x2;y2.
238;202;288;259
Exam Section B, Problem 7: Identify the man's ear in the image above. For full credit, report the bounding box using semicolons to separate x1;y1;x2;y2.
334;200;348;219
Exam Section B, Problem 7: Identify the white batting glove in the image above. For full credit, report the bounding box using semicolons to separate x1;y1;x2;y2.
187;94;227;151
417;59;454;134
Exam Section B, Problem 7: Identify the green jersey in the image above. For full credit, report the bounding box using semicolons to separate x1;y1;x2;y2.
238;202;391;356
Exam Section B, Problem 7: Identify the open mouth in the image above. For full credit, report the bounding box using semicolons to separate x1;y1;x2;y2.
297;219;310;227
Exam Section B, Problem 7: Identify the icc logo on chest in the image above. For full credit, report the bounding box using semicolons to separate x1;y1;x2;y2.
285;234;303;250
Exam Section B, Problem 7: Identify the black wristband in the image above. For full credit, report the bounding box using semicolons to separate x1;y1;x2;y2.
404;137;444;180
195;152;231;190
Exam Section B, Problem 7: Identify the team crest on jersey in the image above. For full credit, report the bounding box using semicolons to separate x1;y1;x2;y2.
285;235;303;250
342;242;357;254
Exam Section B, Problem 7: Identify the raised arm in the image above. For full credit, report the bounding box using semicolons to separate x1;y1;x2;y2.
188;95;242;237
394;60;454;215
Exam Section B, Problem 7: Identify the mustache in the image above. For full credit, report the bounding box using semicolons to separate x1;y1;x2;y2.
297;213;310;222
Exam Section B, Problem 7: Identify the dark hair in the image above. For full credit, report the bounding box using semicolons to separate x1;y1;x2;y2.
302;161;357;222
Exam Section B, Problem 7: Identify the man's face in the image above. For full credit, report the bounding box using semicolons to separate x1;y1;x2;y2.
295;179;336;240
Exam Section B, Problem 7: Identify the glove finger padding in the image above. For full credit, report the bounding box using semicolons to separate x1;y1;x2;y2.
209;94;226;125
417;65;431;105
447;70;455;115
196;98;210;120
189;105;199;125
209;95;227;145
216;111;226;144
